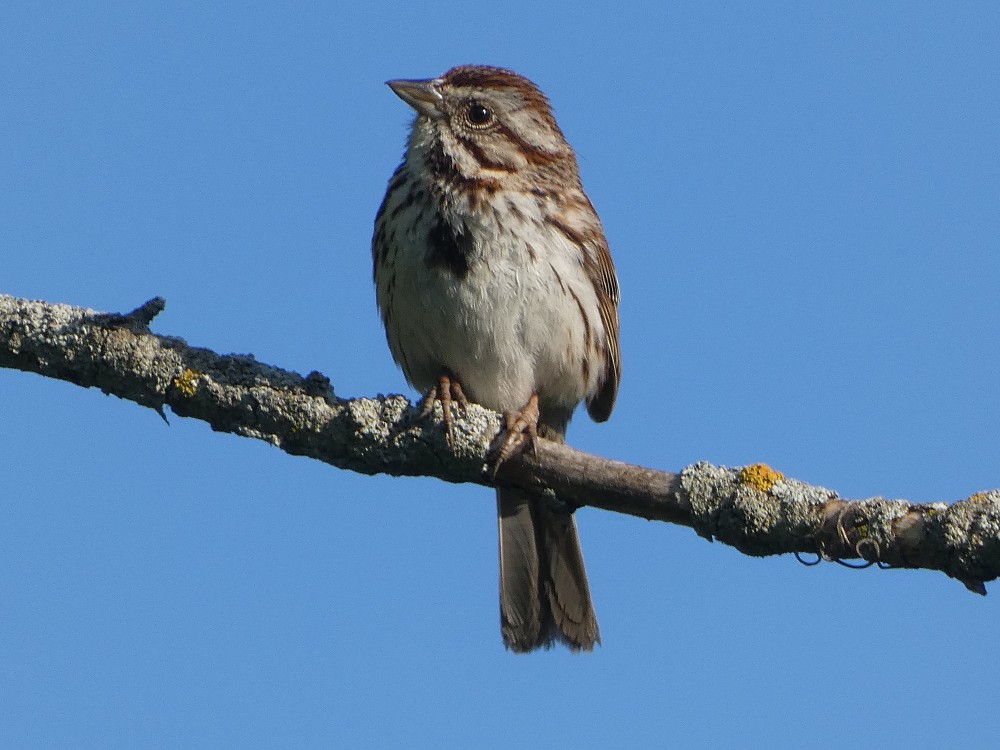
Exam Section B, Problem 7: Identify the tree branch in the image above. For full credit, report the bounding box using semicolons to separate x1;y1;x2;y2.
2;293;998;593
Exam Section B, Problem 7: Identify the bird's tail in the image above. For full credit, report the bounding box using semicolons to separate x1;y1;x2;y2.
497;486;600;652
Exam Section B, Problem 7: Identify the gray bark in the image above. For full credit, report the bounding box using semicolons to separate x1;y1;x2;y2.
2;292;998;593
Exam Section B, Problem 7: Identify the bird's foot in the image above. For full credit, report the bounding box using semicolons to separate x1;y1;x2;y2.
415;370;469;446
492;393;540;476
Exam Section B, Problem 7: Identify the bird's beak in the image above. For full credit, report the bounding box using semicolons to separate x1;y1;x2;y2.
386;78;445;120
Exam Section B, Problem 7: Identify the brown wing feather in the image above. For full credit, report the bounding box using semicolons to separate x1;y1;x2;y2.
549;207;621;422
585;229;620;423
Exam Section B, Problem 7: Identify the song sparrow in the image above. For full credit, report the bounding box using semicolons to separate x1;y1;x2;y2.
372;65;620;652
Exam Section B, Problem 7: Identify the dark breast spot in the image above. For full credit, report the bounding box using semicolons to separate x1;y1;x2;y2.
427;216;472;278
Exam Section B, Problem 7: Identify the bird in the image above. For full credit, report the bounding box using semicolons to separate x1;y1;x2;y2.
372;65;620;651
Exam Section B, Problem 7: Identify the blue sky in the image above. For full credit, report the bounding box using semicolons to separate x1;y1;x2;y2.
2;2;999;747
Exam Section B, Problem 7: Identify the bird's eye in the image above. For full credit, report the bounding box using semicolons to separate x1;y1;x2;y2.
465;101;494;127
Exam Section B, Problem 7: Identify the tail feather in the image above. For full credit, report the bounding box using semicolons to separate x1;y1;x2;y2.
540;506;601;648
497;490;544;649
497;486;600;652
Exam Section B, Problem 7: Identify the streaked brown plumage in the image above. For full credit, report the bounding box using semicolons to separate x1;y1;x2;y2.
373;65;620;652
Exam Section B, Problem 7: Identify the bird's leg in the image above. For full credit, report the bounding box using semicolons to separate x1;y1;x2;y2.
416;369;469;446
493;392;540;475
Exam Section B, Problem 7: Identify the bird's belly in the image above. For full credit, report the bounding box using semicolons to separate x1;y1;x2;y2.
382;233;599;415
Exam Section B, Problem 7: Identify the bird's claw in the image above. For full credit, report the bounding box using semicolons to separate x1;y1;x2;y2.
416;371;469;446
492;393;540;476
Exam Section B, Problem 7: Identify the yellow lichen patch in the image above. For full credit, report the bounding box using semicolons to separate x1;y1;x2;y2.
739;463;785;493
172;368;201;397
968;492;992;504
